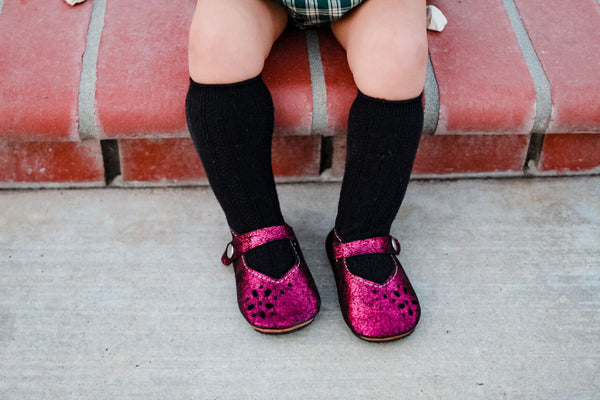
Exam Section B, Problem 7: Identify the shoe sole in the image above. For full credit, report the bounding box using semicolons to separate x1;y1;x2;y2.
251;317;316;335
357;327;415;342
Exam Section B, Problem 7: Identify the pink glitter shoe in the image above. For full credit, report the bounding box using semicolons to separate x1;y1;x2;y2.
221;225;320;334
326;229;420;342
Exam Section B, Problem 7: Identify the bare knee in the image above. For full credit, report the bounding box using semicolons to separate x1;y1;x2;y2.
332;0;428;100
347;29;428;100
188;1;287;83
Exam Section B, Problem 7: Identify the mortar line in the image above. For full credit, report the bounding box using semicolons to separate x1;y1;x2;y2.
503;0;552;135
423;56;440;135
306;30;328;135
78;0;107;141
503;0;552;174
0;0;4;15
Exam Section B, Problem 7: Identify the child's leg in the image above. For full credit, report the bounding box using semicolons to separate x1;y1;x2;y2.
189;0;288;83
186;0;294;279
330;0;427;283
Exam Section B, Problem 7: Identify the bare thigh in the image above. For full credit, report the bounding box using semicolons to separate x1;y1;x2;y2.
331;0;428;100
188;0;288;84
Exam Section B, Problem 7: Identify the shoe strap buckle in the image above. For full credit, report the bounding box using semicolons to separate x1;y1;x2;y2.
221;242;236;266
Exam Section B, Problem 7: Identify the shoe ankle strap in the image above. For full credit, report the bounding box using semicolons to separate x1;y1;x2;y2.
221;225;296;265
333;235;400;259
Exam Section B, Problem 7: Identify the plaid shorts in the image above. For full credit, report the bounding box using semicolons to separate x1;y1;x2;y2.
274;0;367;28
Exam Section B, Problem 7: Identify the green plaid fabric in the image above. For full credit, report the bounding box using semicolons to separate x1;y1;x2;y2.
275;0;366;27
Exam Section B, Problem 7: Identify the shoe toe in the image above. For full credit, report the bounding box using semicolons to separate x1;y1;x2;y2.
236;262;320;332
344;267;420;341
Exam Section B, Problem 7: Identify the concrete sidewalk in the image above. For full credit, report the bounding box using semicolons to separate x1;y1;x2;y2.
1;178;599;399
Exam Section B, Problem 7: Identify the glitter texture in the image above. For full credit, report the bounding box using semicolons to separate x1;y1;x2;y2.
326;229;420;340
333;236;400;259
222;225;320;332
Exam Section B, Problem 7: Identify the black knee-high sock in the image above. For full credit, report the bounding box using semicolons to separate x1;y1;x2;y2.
185;75;294;279
335;91;423;284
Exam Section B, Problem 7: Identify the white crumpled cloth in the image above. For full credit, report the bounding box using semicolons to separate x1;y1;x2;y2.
426;5;448;32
